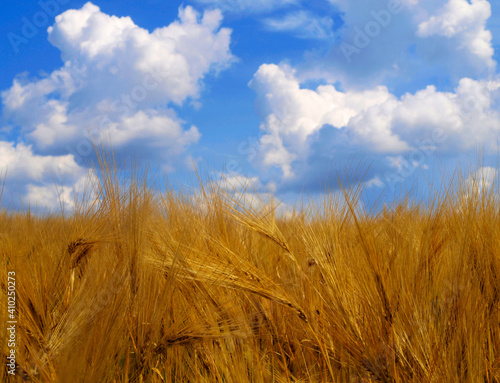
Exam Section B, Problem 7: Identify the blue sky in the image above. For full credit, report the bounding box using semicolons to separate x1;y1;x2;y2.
1;0;500;211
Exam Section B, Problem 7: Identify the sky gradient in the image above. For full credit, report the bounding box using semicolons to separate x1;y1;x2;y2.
1;0;500;211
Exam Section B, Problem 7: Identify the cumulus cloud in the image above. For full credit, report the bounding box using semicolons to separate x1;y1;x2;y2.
417;0;495;68
23;170;98;211
313;0;496;87
262;11;334;39
0;2;235;209
249;63;500;187
249;64;396;177
0;141;92;210
0;141;80;182
1;2;233;166
192;0;297;14
105;110;200;150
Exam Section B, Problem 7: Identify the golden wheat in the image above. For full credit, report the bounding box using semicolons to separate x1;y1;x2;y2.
1;154;500;382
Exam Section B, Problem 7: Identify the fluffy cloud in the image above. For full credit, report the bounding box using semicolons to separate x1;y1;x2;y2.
192;0;297;14
105;111;200;149
0;2;235;209
417;0;494;68
249;63;500;186
0;141;79;182
262;11;334;39
348;78;500;153
0;141;92;210
23;171;98;212
1;2;233;164
249;64;395;177
314;0;496;87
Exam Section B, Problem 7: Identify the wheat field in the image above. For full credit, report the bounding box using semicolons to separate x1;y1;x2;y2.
1;155;500;382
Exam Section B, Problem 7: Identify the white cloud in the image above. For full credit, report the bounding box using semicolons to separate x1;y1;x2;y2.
105;110;200;149
367;78;500;150
248;64;396;177
262;11;334;39
24;184;72;210
234;191;290;216
200;171;289;214
23;169;99;211
1;2;233;166
249;63;500;182
365;176;384;188
457;166;499;213
192;0;297;14
28;100;78;148
217;174;263;192
313;0;496;87
417;0;495;68
191;172;288;217
0;141;94;211
466;166;497;192
0;141;80;182
24;180;79;211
